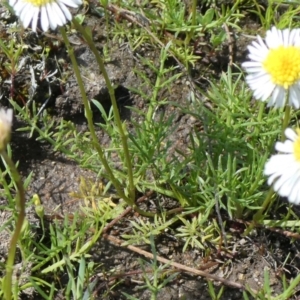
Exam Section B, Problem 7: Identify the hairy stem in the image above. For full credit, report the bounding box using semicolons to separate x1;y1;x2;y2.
71;20;135;204
3;150;25;300
60;27;131;204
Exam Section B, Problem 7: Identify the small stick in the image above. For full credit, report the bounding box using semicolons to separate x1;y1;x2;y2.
104;234;245;290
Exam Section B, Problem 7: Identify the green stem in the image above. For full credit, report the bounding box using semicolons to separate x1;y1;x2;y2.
253;188;274;222
244;188;274;236
60;26;156;216
281;105;291;141
3;150;25;300
146;61;162;127
184;0;197;46
191;0;197;27
254;101;265;135
59;27;131;204
70;20;136;205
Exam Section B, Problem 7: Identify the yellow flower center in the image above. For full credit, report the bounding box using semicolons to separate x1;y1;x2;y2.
263;46;300;89
293;129;300;161
24;0;55;6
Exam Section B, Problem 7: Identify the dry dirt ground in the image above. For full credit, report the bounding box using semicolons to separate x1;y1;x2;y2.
1;2;300;299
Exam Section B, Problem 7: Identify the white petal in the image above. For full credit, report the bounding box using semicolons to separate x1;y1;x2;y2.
275;140;294;153
264;156;282;176
59;0;82;8
31;8;39;32
285;128;297;142
248;52;266;63
264;155;294;177
9;0;17;6
244;67;265;74
246;72;272;88
0;109;13;124
274;164;299;192
14;1;29;16
288;175;300;204
264;128;300;205
270;86;285;107
289;28;298;45
247;45;266;61
279;168;300;197
293;30;300;47
282;28;290;47
20;4;34;28
242;61;263;69
57;2;72;21
266;27;283;49
50;2;66;26
41;6;50;32
45;3;58;30
246;74;274;101
289;85;300;109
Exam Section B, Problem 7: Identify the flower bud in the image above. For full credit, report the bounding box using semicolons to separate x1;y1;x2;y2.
0;109;13;151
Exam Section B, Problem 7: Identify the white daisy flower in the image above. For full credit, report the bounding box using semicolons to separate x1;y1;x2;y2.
264;128;300;204
242;27;300;108
0;109;13;151
9;0;82;32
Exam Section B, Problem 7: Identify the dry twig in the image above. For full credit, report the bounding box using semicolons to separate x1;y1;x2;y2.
103;233;245;290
